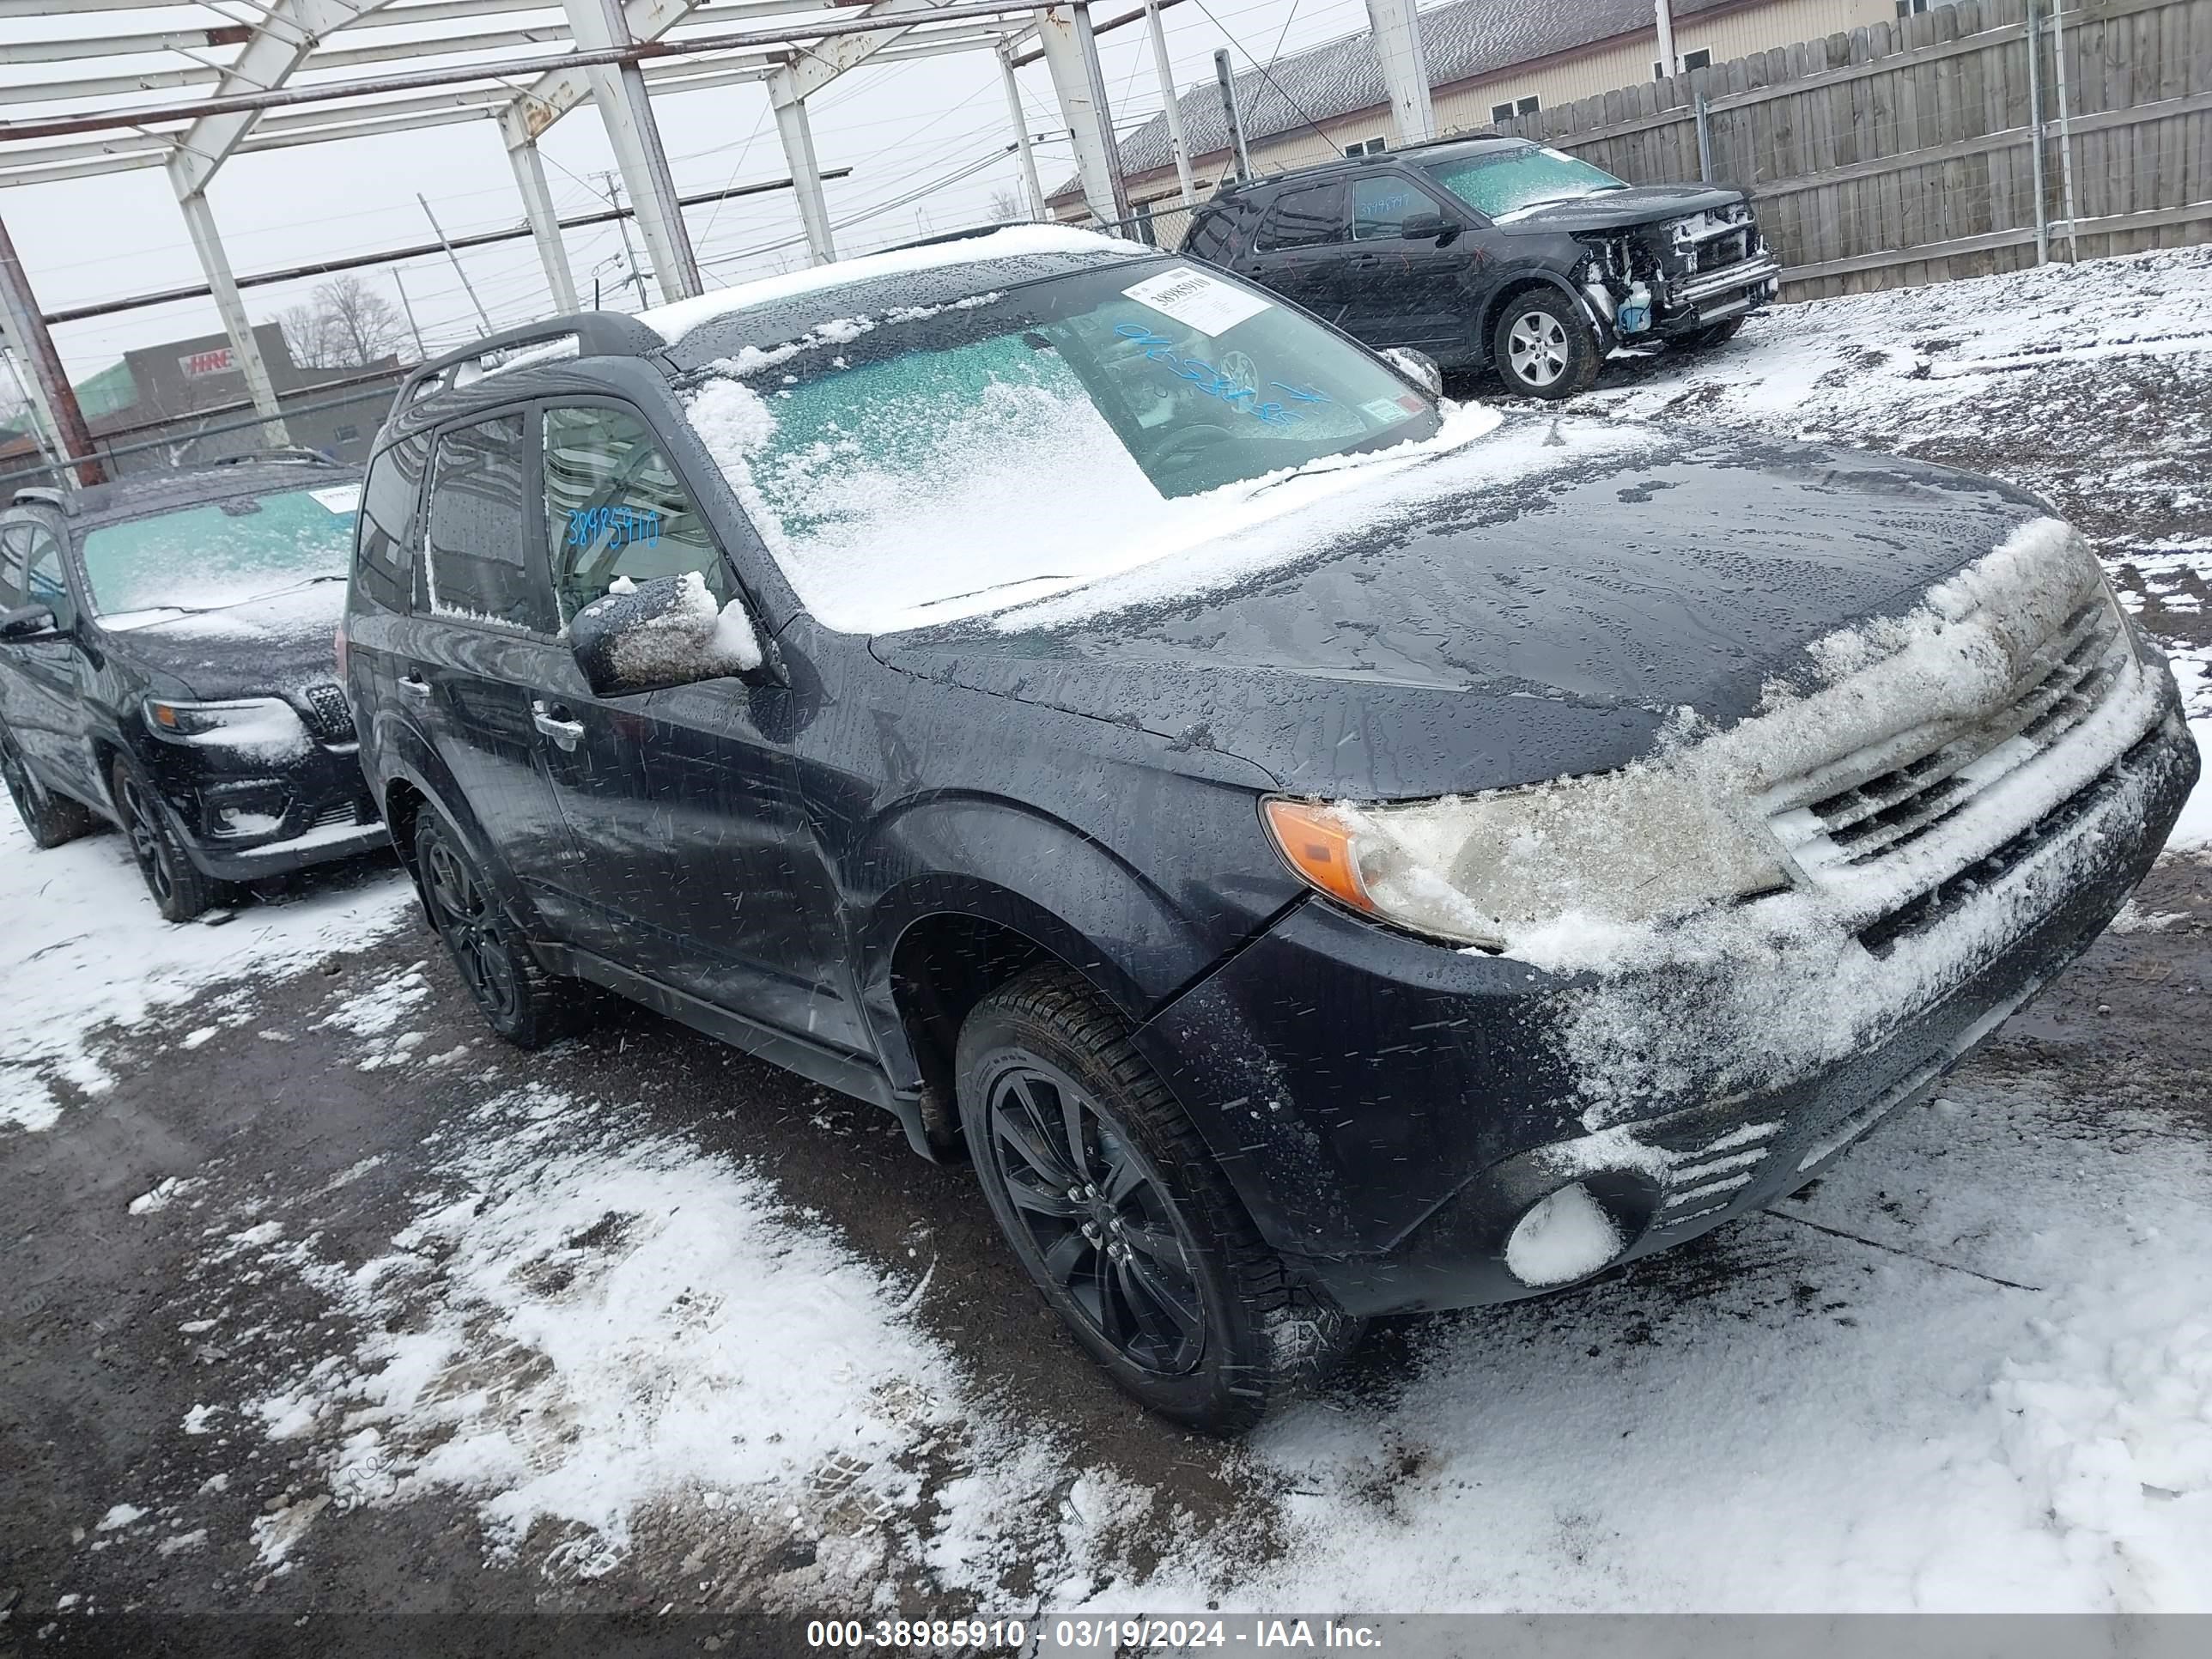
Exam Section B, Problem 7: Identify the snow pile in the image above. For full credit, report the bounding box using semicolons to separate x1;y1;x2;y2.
228;1085;1048;1590
1502;1182;1622;1287
1992;1269;2212;1611
0;792;410;1134
636;224;1146;344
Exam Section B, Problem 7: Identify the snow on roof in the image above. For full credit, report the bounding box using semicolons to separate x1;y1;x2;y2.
1061;0;1735;198
635;225;1152;345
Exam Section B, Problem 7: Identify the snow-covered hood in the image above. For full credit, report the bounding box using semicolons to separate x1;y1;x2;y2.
874;429;2057;799
95;581;346;702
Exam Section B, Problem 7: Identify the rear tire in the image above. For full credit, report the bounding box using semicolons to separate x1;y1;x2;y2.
414;812;588;1050
111;757;224;922
957;965;1361;1435
0;725;94;849
1492;291;1601;399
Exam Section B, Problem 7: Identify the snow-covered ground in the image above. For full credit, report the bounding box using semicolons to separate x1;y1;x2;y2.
0;809;409;1133
7;247;2209;1620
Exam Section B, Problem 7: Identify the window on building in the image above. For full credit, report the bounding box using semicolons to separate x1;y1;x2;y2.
1491;102;1515;124
1896;0;1932;14
1683;49;1712;72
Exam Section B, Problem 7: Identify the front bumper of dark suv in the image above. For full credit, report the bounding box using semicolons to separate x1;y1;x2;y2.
1133;700;2197;1319
132;685;386;880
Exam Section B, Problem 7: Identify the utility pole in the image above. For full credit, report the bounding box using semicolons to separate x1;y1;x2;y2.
998;45;1047;220
417;195;494;333
1215;51;1252;184
1364;0;1436;145
1146;0;1196;207
390;266;426;359
0;213;102;487
601;173;648;307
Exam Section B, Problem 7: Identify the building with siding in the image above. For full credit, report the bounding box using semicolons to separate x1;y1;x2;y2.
1049;0;1906;232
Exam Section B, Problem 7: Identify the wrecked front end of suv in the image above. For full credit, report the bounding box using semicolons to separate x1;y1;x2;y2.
1562;195;1783;349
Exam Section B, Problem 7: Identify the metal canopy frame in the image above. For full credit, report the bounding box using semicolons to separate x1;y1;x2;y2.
0;0;1139;462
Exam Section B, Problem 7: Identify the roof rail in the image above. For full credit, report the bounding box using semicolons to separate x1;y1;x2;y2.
207;446;336;468
9;483;69;512
395;313;663;409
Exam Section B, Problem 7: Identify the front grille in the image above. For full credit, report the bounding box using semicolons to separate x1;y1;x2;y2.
1784;599;2129;872
299;682;357;744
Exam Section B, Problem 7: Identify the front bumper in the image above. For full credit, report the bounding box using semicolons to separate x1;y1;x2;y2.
140;737;386;880
1133;703;2197;1318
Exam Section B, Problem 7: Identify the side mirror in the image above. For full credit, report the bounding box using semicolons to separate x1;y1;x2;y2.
568;573;767;698
1400;212;1457;246
0;604;58;642
1380;347;1443;399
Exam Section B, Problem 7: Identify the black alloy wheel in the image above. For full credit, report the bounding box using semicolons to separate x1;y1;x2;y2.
111;757;222;922
412;812;584;1049
0;725;93;849
957;966;1362;1434
983;1057;1207;1375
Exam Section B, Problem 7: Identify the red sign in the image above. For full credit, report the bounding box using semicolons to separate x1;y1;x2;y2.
178;346;236;379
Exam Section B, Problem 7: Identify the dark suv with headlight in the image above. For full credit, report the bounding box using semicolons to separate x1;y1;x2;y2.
1183;135;1779;397
0;459;385;920
344;226;2196;1434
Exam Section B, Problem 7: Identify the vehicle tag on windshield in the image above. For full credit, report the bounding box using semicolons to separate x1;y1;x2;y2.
308;484;362;514
1122;267;1271;337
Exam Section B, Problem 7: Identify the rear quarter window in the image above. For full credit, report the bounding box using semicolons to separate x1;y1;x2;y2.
1182;206;1237;264
354;433;428;614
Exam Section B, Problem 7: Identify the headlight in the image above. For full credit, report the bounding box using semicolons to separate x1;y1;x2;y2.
1261;771;1796;952
143;696;308;751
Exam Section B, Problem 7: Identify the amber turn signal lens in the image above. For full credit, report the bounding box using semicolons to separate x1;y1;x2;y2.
149;702;181;729
1261;799;1374;912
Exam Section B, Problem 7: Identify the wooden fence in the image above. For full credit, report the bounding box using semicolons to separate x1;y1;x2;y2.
1492;0;2212;298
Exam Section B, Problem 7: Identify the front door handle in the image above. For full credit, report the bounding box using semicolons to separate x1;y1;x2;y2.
398;672;430;698
532;699;584;751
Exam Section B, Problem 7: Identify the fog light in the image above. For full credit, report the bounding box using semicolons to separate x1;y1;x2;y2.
1504;1182;1626;1288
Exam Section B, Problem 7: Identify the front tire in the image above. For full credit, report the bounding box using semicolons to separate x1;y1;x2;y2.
413;812;586;1050
957;966;1360;1435
1;725;94;849
1691;317;1745;349
112;757;224;922
1492;291;1601;399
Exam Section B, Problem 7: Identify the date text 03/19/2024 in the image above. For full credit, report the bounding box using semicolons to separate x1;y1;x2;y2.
804;1616;1388;1650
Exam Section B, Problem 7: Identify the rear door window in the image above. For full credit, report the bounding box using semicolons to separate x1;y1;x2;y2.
542;404;729;625
423;412;555;634
1254;181;1347;252
356;433;428;614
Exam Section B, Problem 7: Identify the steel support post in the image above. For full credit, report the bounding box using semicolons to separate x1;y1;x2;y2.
174;186;289;448
1144;0;1195;207
998;45;1046;219
0;213;100;486
1036;3;1127;227
501;112;580;313
559;0;701;302
769;70;836;265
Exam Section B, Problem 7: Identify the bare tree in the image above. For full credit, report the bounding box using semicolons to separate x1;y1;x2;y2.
279;275;408;368
987;187;1026;224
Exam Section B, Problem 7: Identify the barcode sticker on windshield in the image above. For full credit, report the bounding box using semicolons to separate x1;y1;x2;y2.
1122;267;1271;337
308;484;362;514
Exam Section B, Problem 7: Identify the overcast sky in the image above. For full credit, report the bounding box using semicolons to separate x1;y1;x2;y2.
2;0;1390;385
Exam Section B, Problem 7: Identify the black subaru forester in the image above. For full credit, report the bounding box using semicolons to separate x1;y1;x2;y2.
343;226;2196;1432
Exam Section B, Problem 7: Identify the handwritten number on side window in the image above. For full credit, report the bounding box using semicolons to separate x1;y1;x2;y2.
568;507;663;550
1112;324;1303;428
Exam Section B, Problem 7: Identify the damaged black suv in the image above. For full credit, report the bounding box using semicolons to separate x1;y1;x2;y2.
1184;135;1779;397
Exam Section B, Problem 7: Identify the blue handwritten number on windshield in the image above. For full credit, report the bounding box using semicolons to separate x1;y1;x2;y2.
568;507;662;549
1113;324;1302;428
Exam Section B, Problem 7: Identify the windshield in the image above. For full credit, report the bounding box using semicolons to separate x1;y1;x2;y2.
79;483;361;617
1424;146;1628;221
680;260;1439;634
